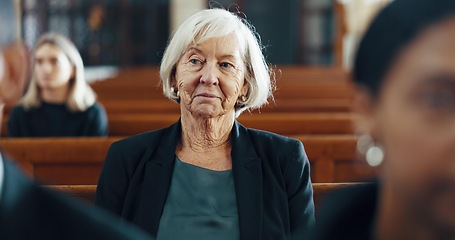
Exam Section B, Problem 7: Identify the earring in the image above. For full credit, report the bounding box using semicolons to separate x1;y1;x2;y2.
236;96;247;107
170;87;180;103
171;87;179;97
356;134;384;167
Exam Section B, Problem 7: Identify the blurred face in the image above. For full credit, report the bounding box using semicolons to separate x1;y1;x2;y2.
0;42;30;105
173;33;248;118
359;18;455;231
34;43;74;90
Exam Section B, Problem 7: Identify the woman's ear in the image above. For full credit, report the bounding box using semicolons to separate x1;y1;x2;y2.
170;66;178;90
170;75;178;91
240;78;249;96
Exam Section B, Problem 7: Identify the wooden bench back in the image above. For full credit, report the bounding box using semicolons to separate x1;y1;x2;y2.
1;136;375;184
45;182;366;212
2;112;357;137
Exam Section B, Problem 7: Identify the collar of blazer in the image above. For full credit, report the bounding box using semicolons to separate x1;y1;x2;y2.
134;119;264;239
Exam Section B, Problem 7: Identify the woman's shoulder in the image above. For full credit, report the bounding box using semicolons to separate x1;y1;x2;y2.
86;101;106;113
244;127;302;148
9;105;28;116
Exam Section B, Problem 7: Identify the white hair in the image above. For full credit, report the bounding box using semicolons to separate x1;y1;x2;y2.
160;8;274;117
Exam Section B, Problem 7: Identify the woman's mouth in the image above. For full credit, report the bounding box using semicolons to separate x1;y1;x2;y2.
195;93;219;99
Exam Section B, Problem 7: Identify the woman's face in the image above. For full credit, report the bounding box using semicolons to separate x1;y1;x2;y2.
173;33;248;118
359;18;455;229
34;43;74;90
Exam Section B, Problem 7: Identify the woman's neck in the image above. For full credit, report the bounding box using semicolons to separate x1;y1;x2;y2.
375;181;454;240
180;110;235;152
41;85;69;104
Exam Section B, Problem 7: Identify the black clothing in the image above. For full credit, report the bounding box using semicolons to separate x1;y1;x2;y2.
308;182;378;240
8;102;108;137
96;120;315;240
0;156;152;240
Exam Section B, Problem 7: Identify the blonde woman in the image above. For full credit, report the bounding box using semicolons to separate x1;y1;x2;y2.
8;33;108;137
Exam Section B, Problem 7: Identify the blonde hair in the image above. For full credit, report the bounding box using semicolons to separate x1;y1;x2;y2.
160;8;274;117
21;33;96;112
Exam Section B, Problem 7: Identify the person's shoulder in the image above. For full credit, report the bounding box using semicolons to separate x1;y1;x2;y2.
86;101;106;113
1;158;152;239
9;104;27;115
37;187;152;239
245;126;302;149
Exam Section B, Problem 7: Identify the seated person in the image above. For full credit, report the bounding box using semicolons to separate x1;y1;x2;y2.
95;8;314;240
8;33;108;137
0;42;151;240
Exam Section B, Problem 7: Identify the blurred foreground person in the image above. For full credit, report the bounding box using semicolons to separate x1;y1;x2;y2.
0;43;151;239
310;0;455;240
8;33;108;137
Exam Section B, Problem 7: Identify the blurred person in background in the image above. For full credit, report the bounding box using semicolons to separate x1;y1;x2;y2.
8;33;108;137
309;0;455;239
0;42;151;239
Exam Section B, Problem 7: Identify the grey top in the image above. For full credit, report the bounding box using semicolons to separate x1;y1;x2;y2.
156;157;240;240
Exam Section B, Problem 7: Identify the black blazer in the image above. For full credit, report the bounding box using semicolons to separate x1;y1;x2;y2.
95;120;315;240
0;157;152;240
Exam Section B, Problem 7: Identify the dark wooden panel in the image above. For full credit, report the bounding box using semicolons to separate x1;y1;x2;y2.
34;164;103;185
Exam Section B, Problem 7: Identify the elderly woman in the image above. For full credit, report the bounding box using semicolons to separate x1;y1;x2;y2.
310;0;455;239
95;8;314;240
8;33;108;137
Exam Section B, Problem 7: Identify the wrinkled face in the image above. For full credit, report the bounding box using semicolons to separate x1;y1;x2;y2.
34;43;74;90
173;33;248;118
358;18;455;231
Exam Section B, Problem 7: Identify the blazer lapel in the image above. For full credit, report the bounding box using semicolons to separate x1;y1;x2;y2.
231;121;263;240
134;121;181;236
132;120;263;239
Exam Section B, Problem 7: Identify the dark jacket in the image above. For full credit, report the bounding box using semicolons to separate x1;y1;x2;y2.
95;120;315;240
0;156;152;240
307;182;378;240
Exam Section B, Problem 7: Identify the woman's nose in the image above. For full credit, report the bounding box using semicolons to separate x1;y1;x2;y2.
199;64;219;85
39;62;53;73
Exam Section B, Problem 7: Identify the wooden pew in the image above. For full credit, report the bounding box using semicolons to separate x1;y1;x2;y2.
3;95;352;118
0;137;121;184
45;182;368;212
0;135;375;185
1;112;356;137
106;112;356;136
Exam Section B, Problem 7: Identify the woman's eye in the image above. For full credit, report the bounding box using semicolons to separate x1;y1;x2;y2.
189;59;201;65
220;62;234;69
421;89;455;112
